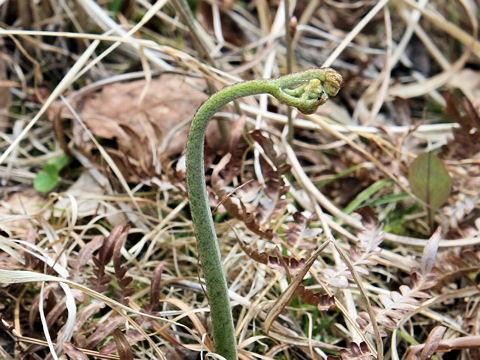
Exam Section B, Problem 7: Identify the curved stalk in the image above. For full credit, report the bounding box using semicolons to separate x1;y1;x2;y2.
186;68;342;360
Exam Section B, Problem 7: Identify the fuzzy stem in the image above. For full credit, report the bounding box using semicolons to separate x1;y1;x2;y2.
186;68;342;360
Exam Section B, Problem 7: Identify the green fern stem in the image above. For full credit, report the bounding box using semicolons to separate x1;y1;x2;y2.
186;68;342;360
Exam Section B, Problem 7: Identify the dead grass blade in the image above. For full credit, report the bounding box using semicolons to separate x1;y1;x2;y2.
264;242;329;333
158;297;215;352
112;328;134;360
0;39;100;165
400;0;480;57
0;269;169;358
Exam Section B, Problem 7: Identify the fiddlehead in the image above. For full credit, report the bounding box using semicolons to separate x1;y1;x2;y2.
186;68;342;360
269;68;342;114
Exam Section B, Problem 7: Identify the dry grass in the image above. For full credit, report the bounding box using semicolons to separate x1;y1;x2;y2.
1;0;480;359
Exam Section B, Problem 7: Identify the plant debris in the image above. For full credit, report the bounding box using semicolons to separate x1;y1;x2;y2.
0;1;479;359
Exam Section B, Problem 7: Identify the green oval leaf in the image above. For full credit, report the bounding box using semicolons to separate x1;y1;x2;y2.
408;151;452;214
33;155;69;193
34;170;59;192
49;154;69;171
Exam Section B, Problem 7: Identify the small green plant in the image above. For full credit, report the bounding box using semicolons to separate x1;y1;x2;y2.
34;154;69;192
408;151;452;231
186;68;342;359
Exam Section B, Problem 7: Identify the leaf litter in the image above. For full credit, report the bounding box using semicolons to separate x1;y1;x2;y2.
48;74;207;181
0;1;480;360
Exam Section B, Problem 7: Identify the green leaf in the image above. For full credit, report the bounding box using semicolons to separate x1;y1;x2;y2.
48;155;69;171
343;179;392;215
43;162;59;175
33;155;69;193
408;152;452;228
365;193;410;207
34;170;59;192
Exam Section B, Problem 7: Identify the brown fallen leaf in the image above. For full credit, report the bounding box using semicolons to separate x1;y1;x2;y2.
49;74;207;181
0;190;48;235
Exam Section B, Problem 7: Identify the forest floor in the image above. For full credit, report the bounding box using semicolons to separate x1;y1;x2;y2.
1;1;480;359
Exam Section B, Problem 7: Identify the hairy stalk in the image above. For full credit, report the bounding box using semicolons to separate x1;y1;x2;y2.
186;68;342;359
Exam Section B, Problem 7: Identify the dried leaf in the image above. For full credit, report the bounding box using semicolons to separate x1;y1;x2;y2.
264;244;327;333
285;212;320;250
238;239;269;265
101;226;122;266
295;285;335;310
237;239;305;275
442;90;480;158
71;235;104;277
74;302;106;340
112;225;130;275
85;316;125;349
0;190;47;234
356;220;384;254
91;229;115;293
111;225;136;303
48;75;207;180
211;156;274;240
355;206;379;227
112;328;134;360
420;326;446;360
99;331;144;355
437;247;480;287
421;227;441;275
209;131;292;246
251;130;290;171
148;263;164;312
63;342;88;360
328;342;374;360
